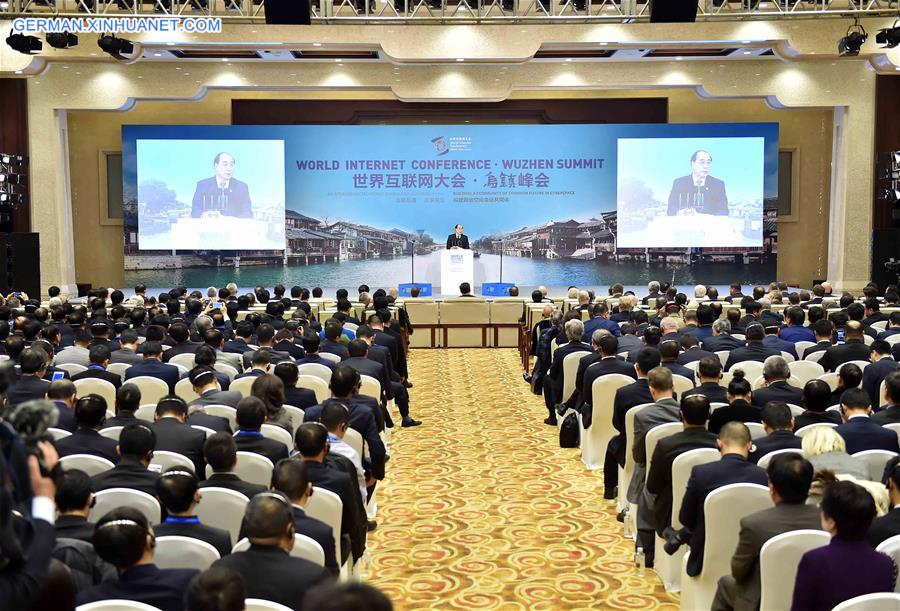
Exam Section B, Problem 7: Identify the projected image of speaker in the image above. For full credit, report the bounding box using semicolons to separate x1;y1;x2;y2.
650;0;698;22
265;0;311;24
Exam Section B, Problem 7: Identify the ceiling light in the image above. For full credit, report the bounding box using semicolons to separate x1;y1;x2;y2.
312;42;322;46
97;34;134;59
335;58;341;62
46;31;77;49
876;21;900;48
838;19;867;57
153;52;162;57
742;51;752;55
565;58;572;62
675;56;683;60
5;33;42;55
456;58;464;62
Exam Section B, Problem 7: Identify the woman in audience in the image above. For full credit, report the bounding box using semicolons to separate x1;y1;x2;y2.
707;370;760;434
251;373;292;432
801;426;871;481
791;481;895;611
830;362;863;407
794;379;842;431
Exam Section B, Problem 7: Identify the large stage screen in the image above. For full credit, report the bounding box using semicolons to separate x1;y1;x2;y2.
122;122;778;288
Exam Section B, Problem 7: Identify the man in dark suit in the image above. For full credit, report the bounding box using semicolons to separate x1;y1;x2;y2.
368;310;409;383
583;303;622;338
191;152;253;219
559;331;603;413
749;401;803;463
641;281;661;307
199;432;268;498
154;467;232;558
682;356;728;405
223;321;253;355
233;396;289;466
835;388;900;454
345;339;419;427
110;330;144;365
762;325;797;360
125;341;181;394
91;423;159;496
273;328;305;360
818;321;871;372
150;396;207;476
712;453;821;611
241;325;292;371
868;462;900;547
801;318;835;360
446;224;470;249
54;395;119;464
105;382;151;428
188;367;242;410
779;307;815;344
54;468;97;543
701;320;743;354
603;348;660;498
295;331;337;372
666;150;728;216
71;344;122;390
544;317;592;424
666;422;768;577
659;340;695;384
46;379;78;432
864;341;899;408
272;362;318;410
320;321;350;361
793;379;842;431
751;357;803;407
724;283;744;304
211;494;330;609
724;324;780;371
6;347;50;407
235;350;272;381
676;334;715;366
873;371;900;424
162;323;202;363
272;459;340;575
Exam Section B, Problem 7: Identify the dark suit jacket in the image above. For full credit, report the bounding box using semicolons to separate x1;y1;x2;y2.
835;416;900;454
187;411;232;434
320;339;350;361
52;401;78;432
105;411;151;428
343;356;391;403
547;340;592;403
234;430;288;466
683;382;728;405
76;564;199;611
191;176;252;219
818;339;871;373
727;502;823;611
864;358;900;407
154;519;232;558
162;341;202;363
71;367;122;390
110;347;144;365
803;340;833;359
241;348;292;371
211;546;330;610
677;347;716;366
868;507;900;548
679;454;768;576
608;378;654;464
701;334;744;353
304;398;386;480
292;505;339;575
199;472;267;498
6;374;50;407
446;233;470;249
305;460;362;563
91;458;159;496
748;430;803;463
295;354;336;371
284;386;318;410
578;359;638;429
751;380;803;407
274;339;305;360
55;428;119;464
222;338;251;354
762;335;798;359
708;399;761;435
646;427;718;532
125;359;181;394
793;410;842;431
190;388;243;409
150;418;207;475
873;404;900;425
667;174;728;216
54;514;95;543
662;361;695;384
724;343;781;371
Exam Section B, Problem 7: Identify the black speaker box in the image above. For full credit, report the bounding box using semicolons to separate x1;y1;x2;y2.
0;233;40;299
649;0;698;22
264;0;310;24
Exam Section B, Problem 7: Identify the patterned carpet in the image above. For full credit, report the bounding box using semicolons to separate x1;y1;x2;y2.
367;348;680;610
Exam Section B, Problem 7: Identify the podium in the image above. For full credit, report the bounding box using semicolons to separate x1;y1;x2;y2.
440;249;474;292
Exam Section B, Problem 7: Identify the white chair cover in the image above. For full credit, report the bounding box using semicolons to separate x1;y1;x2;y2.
759;529;830;611
788;360;825;385
297;363;332;385
875;534;900;593
150;450;196;473
261;423;293;449
59;454;115;477
580;374;634;470
154;536;220;571
232;534;325;567
127;376;170;405
296;375;329;404
831;593;900;610
195;487;249;542
757;448;804;469
89;488;161;525
233;451;274;487
73;378;117;412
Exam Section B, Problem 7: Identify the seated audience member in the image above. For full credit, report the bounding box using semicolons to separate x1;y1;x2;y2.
154;467;232;558
319;400;367;503
751;357;803;407
273;362;318;410
241;324;291;371
211;493;331;609
295;331;337;371
675;334;715;366
761;324;798;359
76;507;199;611
54;469;97;542
712;453;821;611
748;401;802;463
46;379;78;432
274;328;305;360
867;345;900;412
578;334;637;426
111;330;144;365
233;396;289;466
125;341;181;394
557;329;605;413
791;481;895;611
223;321;254;354
55;329;92;367
779;306;815;343
724;324;780;371
794;379;842;430
251;373;293;432
302;582;393;611
163;323;202;363
189;345;231;391
665;422;768;577
295;423;365;565
682;356;728;405
835;388;900;454
7;347;50;407
271;459;339;575
203;328;243;372
658;340;695;384
71;345;122;390
91;423;159;496
186;367;240;430
701;319;743;353
801;426;871;481
186;567;246;611
105;383;149;427
235;349;273;380
199;432;268;498
603;348;660;498
150;395;207;476
830;365;861;407
583;302;621;338
877;312;900;340
818;321;872;372
543;318;592;424
708;370;761;435
803;318;835;359
868;462;900;547
54;395;119;464
320;321;351;361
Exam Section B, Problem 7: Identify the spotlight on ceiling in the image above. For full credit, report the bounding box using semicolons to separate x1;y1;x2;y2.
97;34;134;59
838;19;867;57
876;21;900;49
5;33;42;55
46;31;78;50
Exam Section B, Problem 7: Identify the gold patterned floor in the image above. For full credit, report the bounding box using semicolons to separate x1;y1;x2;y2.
367;348;680;610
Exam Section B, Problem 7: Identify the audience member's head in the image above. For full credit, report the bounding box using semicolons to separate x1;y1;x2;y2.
55;468;94;515
761;401;794;433
801;379;832;413
767;453;813;505
680;395;711;426
204;432;239;473
820;480;877;540
718;421;752;457
93;507;154;569
155;467;199;515
302;583;394;611
74;394;107;430
236;396;267;431
243;493;294;550
187;567;246;611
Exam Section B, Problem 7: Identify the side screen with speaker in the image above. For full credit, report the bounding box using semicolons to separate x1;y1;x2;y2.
0;233;41;298
264;0;311;24
649;0;698;22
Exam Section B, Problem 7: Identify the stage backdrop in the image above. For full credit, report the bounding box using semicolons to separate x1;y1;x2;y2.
122;122;778;289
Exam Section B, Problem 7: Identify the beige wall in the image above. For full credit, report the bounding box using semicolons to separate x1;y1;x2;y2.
68;88;831;289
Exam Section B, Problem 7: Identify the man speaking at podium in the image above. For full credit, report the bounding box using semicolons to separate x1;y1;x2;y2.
446;224;470;249
666;150;729;216
191;152;254;219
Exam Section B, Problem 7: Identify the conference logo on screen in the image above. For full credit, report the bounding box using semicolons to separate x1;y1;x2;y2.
432;137;449;156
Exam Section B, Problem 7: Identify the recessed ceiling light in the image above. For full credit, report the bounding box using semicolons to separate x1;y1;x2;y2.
166;42;175;46
313;42;322;47
565;58;572;62
742;51;752;55
221;58;228;62
741;40;751;44
599;42;608;46
335;58;341;62
153;52;162;57
15;70;21;74
456;58;464;62
176;67;181;70
675;56;683;60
